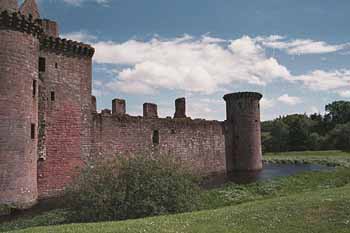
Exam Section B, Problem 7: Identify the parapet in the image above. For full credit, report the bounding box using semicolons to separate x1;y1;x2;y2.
0;10;42;38
101;109;111;116
223;92;263;101
40;36;95;58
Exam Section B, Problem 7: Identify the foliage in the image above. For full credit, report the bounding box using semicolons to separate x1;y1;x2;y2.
64;154;200;222
325;101;350;125
0;204;12;216
0;209;67;233
261;100;350;152
328;122;350;151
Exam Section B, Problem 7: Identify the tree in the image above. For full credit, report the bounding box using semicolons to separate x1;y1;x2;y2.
269;119;289;152
325;101;350;125
329;123;350;151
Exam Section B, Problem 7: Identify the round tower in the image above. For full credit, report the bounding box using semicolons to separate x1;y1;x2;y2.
223;92;263;174
0;10;42;208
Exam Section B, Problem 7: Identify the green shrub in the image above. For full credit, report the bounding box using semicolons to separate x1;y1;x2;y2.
0;204;12;216
65;153;200;222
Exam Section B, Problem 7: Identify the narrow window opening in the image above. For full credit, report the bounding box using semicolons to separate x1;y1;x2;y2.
51;91;55;101
31;124;35;139
55;63;58;68
152;130;159;145
32;80;37;97
39;57;46;72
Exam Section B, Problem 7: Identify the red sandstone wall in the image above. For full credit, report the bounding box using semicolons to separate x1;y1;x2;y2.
0;30;39;208
91;115;226;175
37;50;92;199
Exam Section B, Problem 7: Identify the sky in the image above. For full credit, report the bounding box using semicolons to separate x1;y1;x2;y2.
33;0;350;120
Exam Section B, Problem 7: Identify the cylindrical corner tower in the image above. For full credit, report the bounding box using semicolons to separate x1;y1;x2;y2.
0;10;42;208
223;92;263;174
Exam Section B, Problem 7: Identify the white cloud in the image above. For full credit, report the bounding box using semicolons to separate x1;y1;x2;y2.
277;94;302;105
256;35;349;55
291;70;350;91
337;90;350;98
62;0;109;6
65;32;350;101
260;97;275;109
309;106;320;114
92;35;290;95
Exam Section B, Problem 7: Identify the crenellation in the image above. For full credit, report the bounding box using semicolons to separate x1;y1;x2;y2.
143;103;158;118
112;99;126;115
174;97;186;118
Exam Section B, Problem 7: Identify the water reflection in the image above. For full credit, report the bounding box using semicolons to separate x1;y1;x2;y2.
203;163;335;188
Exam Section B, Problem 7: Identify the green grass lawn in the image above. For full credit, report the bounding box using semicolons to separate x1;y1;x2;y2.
7;185;350;233
2;150;350;233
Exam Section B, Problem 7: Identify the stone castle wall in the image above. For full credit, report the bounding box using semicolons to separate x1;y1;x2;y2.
37;50;92;199
90;112;226;176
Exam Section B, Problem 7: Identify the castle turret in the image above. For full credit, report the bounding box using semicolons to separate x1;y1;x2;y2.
0;10;42;208
223;92;263;174
0;0;18;12
20;0;40;19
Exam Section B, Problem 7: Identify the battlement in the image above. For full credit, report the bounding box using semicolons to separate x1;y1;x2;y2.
223;92;263;101
0;10;94;58
0;10;42;37
92;97;217;123
40;36;95;58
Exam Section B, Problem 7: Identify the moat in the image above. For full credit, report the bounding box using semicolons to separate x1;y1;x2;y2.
205;162;335;187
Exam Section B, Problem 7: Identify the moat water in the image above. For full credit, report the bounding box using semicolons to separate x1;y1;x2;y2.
257;163;334;180
205;163;335;187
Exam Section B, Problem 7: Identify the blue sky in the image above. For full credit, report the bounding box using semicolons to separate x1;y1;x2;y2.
35;0;350;120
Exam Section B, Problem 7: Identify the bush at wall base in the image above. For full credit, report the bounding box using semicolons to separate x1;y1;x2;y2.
65;153;200;222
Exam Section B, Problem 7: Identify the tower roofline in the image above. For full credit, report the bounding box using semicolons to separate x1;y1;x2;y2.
223;92;263;101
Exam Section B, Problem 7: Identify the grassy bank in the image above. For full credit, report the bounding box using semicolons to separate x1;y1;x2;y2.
7;185;350;233
264;150;350;167
1;150;350;233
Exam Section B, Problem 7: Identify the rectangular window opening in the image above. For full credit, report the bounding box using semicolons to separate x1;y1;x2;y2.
31;124;35;139
39;57;46;72
32;80;37;97
152;130;159;145
51;91;55;101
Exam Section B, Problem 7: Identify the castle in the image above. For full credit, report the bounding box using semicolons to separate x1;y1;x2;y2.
0;0;263;209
